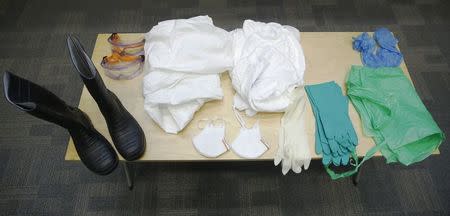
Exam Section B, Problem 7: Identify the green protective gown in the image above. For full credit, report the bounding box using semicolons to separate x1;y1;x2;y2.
346;65;444;166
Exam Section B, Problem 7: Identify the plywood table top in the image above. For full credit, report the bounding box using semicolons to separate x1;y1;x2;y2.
65;32;439;161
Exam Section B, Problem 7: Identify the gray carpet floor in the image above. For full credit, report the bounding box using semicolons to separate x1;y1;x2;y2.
0;0;449;215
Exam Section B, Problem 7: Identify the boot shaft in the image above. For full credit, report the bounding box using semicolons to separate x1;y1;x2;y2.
66;35;118;114
3;71;87;129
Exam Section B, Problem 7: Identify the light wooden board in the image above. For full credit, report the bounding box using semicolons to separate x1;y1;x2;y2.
65;32;439;161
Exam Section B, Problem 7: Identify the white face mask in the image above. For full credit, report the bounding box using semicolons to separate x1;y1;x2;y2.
230;109;269;159
192;120;229;158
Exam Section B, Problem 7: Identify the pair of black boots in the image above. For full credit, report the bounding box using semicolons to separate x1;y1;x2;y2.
3;35;146;175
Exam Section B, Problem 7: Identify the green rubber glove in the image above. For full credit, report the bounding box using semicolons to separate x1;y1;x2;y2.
306;81;358;166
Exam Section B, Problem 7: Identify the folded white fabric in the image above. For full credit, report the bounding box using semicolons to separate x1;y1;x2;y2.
145;15;233;74
230;20;306;116
143;70;223;133
143;16;233;134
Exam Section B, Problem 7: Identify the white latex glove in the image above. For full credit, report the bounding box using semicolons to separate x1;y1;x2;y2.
274;87;311;175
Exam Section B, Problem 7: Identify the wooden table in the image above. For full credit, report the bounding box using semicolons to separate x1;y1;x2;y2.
65;32;438;187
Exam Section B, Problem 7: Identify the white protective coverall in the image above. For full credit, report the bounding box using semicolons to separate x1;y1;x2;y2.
230;20;306;116
143;16;233;134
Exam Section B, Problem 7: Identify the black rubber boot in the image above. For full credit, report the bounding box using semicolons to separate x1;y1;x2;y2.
3;71;118;175
67;35;146;161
